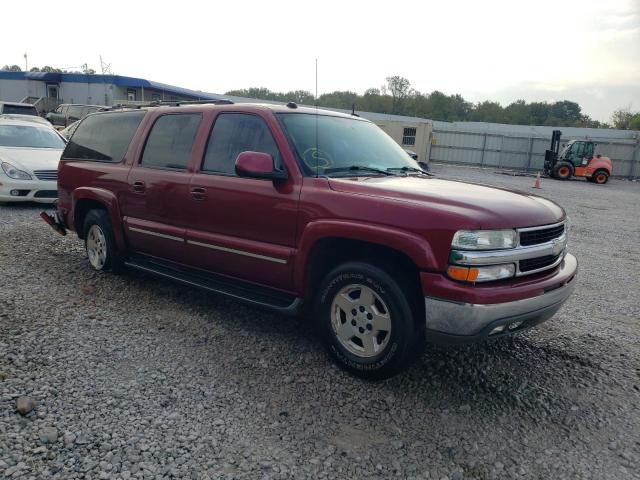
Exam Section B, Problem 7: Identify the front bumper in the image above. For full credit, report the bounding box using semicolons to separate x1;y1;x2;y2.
0;178;57;203
424;253;577;343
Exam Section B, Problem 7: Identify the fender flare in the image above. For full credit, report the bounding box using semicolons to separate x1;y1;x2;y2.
72;187;126;251
293;219;438;292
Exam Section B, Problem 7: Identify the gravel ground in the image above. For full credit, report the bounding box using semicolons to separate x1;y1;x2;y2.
1;165;639;480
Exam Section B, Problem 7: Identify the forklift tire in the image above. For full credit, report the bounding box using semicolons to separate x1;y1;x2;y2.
592;170;609;185
553;162;573;180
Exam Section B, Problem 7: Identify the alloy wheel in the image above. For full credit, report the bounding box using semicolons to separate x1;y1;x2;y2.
330;284;392;358
86;224;107;270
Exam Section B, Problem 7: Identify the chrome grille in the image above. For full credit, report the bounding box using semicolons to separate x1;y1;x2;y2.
519;223;565;246
519;253;563;273
33;170;57;181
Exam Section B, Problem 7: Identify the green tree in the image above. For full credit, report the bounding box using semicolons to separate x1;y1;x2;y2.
629;114;640;131
611;107;636;129
470;101;506;123
283;90;314;105
317;91;360;110
1;64;22;71
385;76;412;114
504;100;530;124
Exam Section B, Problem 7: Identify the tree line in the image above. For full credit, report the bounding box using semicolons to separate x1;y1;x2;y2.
227;76;640;130
2;64;96;75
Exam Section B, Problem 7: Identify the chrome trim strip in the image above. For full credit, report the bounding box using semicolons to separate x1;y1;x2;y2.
450;233;567;266
187;240;287;264
516;219;566;233
128;227;184;242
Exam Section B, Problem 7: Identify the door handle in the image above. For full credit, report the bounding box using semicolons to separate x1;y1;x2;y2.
132;181;146;193
190;187;206;200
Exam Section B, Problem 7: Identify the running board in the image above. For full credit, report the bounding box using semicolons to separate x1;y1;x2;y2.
124;253;302;316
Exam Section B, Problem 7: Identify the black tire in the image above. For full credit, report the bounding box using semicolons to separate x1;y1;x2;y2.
552;162;573;180
592;169;609;185
315;261;425;380
82;209;122;273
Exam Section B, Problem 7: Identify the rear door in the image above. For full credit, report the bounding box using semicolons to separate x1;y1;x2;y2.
122;112;204;264
183;111;300;290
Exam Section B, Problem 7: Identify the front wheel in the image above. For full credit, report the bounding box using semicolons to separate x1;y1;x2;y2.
315;262;425;379
553;162;573;180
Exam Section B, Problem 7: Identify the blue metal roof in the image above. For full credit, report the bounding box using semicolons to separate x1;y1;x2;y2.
0;71;220;100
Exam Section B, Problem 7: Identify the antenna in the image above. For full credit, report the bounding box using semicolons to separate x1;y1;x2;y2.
315;58;319;178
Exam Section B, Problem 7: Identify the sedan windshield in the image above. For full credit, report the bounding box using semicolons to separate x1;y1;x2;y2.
278;113;421;176
0;125;66;149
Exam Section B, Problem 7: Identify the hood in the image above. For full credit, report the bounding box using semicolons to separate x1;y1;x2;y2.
0;147;63;173
328;176;565;229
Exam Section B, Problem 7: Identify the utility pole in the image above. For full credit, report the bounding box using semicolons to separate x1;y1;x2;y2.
24;53;27;72
99;55;112;106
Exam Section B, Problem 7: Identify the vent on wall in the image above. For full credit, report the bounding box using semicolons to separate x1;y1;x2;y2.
402;127;417;146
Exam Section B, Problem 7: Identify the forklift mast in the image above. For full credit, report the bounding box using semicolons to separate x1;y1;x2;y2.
544;130;562;173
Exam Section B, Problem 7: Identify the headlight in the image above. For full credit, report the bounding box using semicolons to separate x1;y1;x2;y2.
1;162;32;180
451;229;516;250
447;264;516;283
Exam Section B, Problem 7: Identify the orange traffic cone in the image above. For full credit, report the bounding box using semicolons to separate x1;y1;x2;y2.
532;172;541;189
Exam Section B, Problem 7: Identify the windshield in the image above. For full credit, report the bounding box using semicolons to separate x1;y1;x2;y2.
0;125;66;149
278;113;421;176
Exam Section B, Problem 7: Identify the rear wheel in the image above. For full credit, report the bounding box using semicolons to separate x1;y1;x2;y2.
83;210;122;273
593;170;609;184
553;162;573;180
315;261;425;379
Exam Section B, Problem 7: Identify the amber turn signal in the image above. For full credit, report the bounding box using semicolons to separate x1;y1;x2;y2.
447;263;516;283
447;266;479;282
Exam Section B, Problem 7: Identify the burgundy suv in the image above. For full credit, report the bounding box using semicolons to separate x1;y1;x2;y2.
46;102;577;378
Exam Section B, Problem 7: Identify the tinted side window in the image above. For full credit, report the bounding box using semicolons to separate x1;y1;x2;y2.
62;111;145;162
202;113;281;175
140;114;202;170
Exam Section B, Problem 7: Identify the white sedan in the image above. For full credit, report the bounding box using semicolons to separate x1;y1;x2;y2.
0;117;66;204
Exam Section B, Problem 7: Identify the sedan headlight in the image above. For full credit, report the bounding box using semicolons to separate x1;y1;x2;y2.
1;162;32;180
451;229;517;250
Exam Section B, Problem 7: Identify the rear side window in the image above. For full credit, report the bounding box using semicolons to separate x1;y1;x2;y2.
2;104;38;116
62;111;145;162
140;114;202;170
202;113;281;175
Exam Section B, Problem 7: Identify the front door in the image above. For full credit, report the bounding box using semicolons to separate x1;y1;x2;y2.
122;112;203;264
184;112;300;291
46;84;59;100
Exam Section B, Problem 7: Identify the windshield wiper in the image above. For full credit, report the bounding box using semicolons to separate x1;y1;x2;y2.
386;166;433;176
324;165;394;176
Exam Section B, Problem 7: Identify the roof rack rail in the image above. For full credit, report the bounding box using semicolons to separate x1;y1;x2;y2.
106;99;234;110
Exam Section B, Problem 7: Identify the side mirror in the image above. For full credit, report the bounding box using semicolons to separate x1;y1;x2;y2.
235;151;288;182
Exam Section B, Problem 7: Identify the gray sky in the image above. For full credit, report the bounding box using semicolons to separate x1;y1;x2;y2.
3;0;639;122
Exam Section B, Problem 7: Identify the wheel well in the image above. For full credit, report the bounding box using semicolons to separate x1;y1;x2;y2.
74;199;107;239
305;237;422;303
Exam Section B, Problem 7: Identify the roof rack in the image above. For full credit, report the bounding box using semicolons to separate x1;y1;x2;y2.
106;99;234;110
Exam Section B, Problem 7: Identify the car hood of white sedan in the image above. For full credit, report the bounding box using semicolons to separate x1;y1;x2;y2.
0;146;63;173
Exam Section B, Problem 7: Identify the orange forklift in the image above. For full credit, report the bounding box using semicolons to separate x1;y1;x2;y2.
544;130;613;184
